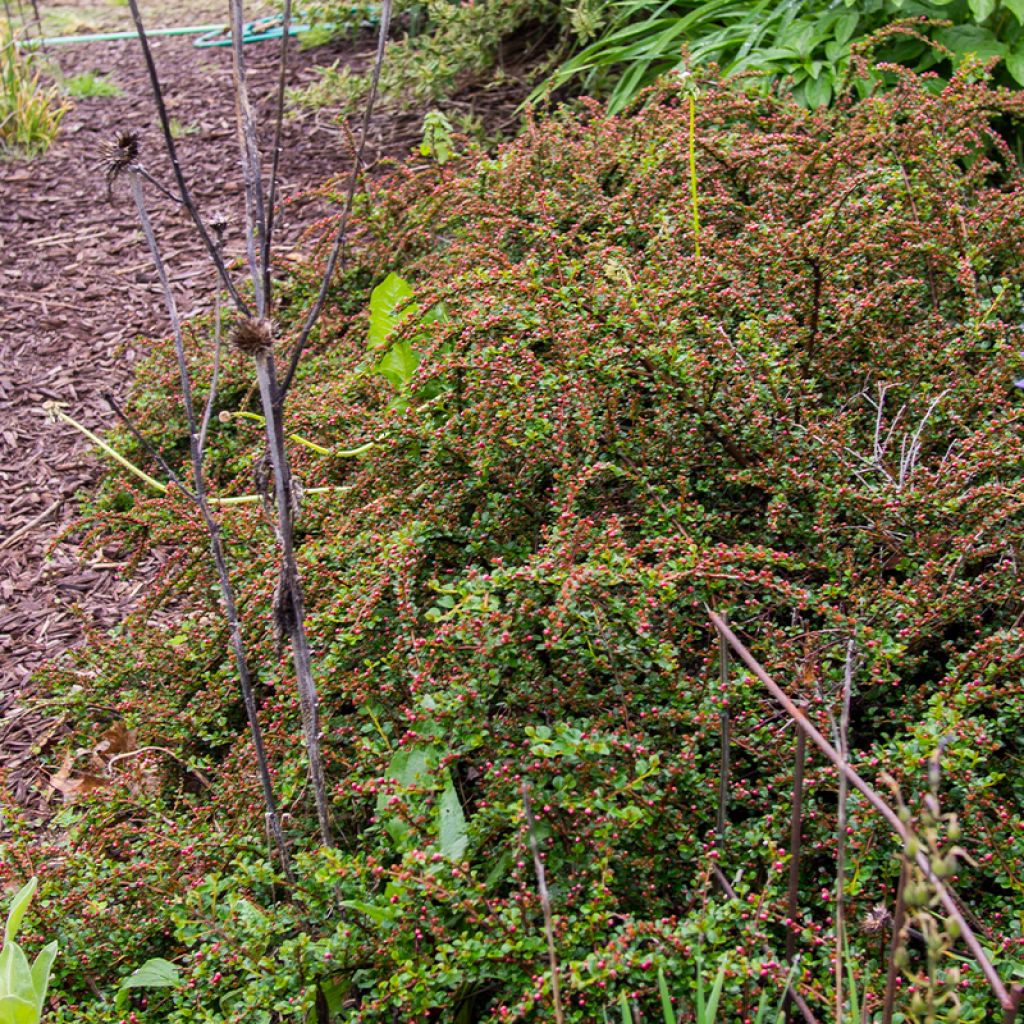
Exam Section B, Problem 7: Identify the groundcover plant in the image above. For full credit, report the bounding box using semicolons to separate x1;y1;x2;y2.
7;57;1024;1024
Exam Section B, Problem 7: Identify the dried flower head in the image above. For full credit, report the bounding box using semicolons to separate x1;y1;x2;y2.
230;317;274;356
103;129;140;197
861;904;893;935
208;209;230;244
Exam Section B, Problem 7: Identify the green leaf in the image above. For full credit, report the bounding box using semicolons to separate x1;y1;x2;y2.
1007;45;1024;82
704;957;728;1023
28;943;56;1016
3;881;36;947
968;0;996;21
936;24;1007;59
438;772;468;862
340;900;395;927
120;957;180;990
619;992;632;1024
387;746;434;789
0;992;38;1024
1005;0;1024;23
658;967;677;1024
368;273;416;351
376;340;420;390
0;943;37;1016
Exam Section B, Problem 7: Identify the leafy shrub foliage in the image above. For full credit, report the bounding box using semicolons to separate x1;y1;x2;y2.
12;65;1024;1021
542;0;1024;111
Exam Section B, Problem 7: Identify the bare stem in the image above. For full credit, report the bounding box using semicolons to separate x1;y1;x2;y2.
716;618;730;844
709;611;1017;1012
784;729;806;1024
278;0;393;401
128;168;292;881
124;0;249;314
229;0;267;317
253;349;334;848
262;0;292;309
522;783;565;1024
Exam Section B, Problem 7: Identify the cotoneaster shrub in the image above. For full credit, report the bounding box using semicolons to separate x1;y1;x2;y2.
11;62;1024;1021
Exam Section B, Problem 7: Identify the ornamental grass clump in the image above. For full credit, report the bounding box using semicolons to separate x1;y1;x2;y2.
16;62;1024;1022
0;21;67;156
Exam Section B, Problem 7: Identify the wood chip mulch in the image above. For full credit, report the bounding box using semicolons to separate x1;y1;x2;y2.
0;28;444;817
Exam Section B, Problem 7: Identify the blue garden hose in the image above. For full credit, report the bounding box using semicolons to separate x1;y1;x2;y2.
23;15;359;49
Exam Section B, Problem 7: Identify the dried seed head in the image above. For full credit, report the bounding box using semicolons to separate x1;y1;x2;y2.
208;209;230;243
103;129;140;195
230;317;274;356
861;904;892;935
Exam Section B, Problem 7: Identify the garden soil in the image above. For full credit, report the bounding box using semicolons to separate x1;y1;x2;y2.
0;23;503;817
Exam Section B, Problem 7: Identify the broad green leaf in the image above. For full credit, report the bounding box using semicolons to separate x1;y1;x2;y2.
833;10;859;44
387;746;433;789
0;992;38;1024
340;900;395;927
1007;46;1024;82
0;943;36;1014
120;957;180;990
368;273;416;351
28;943;56;1015
3;881;36;947
1005;0;1024;23
968;0;996;21
936;24;1007;59
438;772;468;862
377;340;420;390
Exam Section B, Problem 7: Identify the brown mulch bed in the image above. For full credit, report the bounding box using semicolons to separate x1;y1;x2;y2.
0;26;461;815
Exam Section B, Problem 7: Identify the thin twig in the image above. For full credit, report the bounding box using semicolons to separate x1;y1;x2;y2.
709;611;1018;1012
717;619;730;844
784;729;806;1024
262;0;292;309
278;0;393;401
103;391;195;500
124;0;248;314
252;346;334;848
128;167;292;881
834;640;855;1023
522;783;565;1024
229;0;267;317
198;284;224;459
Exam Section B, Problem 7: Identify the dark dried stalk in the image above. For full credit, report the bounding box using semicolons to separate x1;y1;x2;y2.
279;0;393;401
198;283;223;458
716;620;730;844
522;783;565;1024
228;0;267;317
709;611;1019;1013
833;639;855;1023
252;347;334;847
262;0;292;309
124;0;248;314
881;862;908;1024
784;729;806;1024
127;168;293;881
